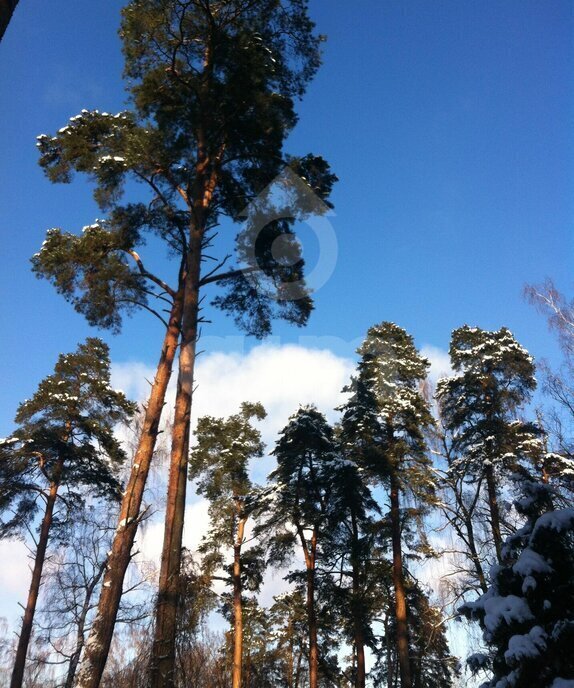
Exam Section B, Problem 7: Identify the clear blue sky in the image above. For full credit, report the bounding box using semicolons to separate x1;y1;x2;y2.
0;0;572;434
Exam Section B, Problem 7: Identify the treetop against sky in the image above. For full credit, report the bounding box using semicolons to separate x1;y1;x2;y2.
0;1;572;439
0;3;572;686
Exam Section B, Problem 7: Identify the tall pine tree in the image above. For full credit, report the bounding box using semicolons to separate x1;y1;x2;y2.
190;402;266;688
0;339;135;688
33;2;336;685
375;581;459;688
342;322;437;688
436;326;538;564
261;406;339;688
332;411;382;688
461;470;574;686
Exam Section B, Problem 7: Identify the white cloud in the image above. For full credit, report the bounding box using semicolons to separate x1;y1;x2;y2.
112;342;451;442
114;341;451;582
421;344;453;385
194;344;354;445
0;539;32;627
0;539;30;594
111;361;156;402
136;500;210;573
113;342;355;452
116;343;355;594
0;341;454;637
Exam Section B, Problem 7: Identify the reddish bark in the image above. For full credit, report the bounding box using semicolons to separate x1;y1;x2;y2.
150;230;202;688
485;463;503;563
390;474;412;688
232;516;246;688
10;457;63;688
75;292;183;688
300;528;319;688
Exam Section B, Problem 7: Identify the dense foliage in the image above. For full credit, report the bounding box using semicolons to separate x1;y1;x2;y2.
1;2;573;688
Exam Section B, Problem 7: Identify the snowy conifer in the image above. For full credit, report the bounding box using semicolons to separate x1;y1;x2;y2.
341;322;436;688
333;404;383;688
436;326;538;563
460;471;574;687
0;338;135;688
373;581;459;688
35;3;336;683
190;402;266;688
261;406;340;688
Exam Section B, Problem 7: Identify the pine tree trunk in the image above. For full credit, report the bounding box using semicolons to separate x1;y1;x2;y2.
11;458;63;688
355;634;365;688
390;474;412;688
150;230;203;688
75;292;184;688
305;530;318;688
452;478;488;593
464;514;488;592
244;648;251;688
485;463;503;562
350;510;366;688
294;649;303;688
232;516;246;688
307;565;318;688
0;0;19;42
287;620;294;688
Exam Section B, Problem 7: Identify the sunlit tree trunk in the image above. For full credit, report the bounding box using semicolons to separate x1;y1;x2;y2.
149;72;225;679
232;515;246;688
150;228;202;688
302;529;318;688
390;474;412;688
485;463;503;563
75;292;184;688
11;457;63;688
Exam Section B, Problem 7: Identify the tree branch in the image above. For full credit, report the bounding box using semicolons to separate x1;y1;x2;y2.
199;265;260;287
125;250;176;298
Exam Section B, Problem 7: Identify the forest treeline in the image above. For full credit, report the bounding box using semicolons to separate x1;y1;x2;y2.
1;311;574;688
0;1;573;688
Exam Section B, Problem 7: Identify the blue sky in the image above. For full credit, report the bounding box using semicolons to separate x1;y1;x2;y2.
0;0;572;434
